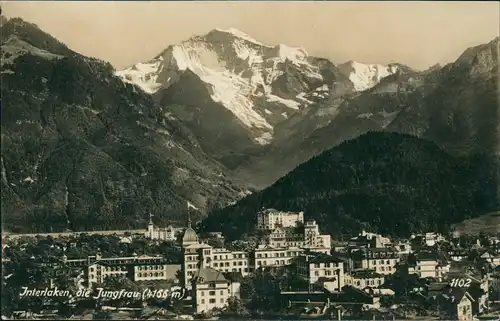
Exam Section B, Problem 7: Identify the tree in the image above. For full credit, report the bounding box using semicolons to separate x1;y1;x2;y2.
220;297;250;318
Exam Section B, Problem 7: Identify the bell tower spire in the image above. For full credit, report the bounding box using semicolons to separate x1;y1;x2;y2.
147;212;155;239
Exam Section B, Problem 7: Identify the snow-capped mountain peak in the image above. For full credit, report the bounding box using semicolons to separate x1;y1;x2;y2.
338;61;398;91
116;28;397;146
213;27;267;46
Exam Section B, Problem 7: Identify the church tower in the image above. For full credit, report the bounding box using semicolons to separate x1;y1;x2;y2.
148;212;155;239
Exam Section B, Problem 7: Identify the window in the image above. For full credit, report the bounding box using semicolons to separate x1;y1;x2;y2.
201;299;205;304
201;291;205;296
386;260;390;265
314;263;320;268
325;270;331;276
220;298;224;303
220;290;224;295
325;263;330;268
209;299;216;304
315;271;319;276
209;291;216;296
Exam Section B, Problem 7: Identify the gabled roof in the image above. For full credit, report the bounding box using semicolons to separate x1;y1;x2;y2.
305;252;343;264
441;288;475;305
192;267;227;284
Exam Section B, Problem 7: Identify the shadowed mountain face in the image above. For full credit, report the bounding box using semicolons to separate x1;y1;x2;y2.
235;38;499;188
201;132;499;239
1;18;245;233
116;28;412;170
387;37;499;156
2;16;498;235
119;29;498;189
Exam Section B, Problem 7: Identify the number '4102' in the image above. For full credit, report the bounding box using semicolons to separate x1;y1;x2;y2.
450;278;472;288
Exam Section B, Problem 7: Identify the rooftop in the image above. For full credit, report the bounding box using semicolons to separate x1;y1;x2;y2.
192;267;227;284
304;252;344;264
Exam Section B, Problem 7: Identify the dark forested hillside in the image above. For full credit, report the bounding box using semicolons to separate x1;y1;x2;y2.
201;132;499;239
1;18;244;233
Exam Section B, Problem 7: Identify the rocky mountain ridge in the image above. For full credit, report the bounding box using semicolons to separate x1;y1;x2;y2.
116;28;402;166
1;18;246;233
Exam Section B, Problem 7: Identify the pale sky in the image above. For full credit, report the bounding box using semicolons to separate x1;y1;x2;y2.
3;1;499;70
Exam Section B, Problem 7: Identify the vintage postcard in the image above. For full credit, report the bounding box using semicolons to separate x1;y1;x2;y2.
1;1;499;320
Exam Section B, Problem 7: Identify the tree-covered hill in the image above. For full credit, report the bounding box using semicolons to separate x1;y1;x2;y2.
201;132;499;239
1;18;244;233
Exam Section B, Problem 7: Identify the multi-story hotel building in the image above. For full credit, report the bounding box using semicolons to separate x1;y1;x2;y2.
344;269;385;289
257;209;304;230
406;252;450;281
191;268;234;314
267;220;331;254
252;245;304;268
146;213;184;241
294;252;345;292
350;247;400;275
181;212;332;289
181;227;306;288
76;252;174;288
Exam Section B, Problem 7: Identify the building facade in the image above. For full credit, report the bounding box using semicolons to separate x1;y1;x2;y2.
407;253;449;281
351;247;400;275
344;269;385;289
294;252;345;292
146;213;183;241
257;209;304;230
267;220;331;254
84;252;172;288
191;268;233;314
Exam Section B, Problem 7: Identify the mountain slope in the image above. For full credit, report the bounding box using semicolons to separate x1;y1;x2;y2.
1;18;244;233
236;38;499;188
117;28;399;166
387;37;500;156
201;132;499;239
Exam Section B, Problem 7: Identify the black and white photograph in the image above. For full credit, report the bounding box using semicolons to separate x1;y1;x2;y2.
1;1;499;320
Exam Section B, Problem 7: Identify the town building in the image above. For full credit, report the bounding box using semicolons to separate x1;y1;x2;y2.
294;252;345;292
146;213;183;241
267;220;331;254
181;215;331;289
191;268;233;314
252;244;304;268
407;252;449;281
437;289;475;321
344;269;385;289
257;208;304;230
350;246;400;275
181;217;256;289
83;252;173;288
